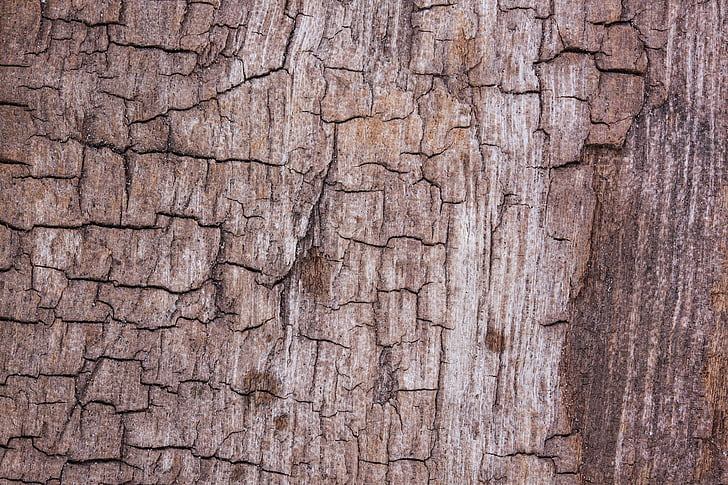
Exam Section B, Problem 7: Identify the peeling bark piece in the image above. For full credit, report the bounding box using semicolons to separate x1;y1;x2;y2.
0;0;42;66
61;460;135;485
179;2;215;53
0;226;21;271
545;165;596;249
394;323;442;389
589;72;645;146
0;438;66;483
410;4;477;76
121;153;194;227
537;54;600;165
301;302;374;349
216;264;279;331
419;85;471;157
540;165;596;319
82;93;129;150
379;238;446;293
0;263;41;322
468;6;541;92
108;0;187;50
329;240;379;305
372;83;415;121
332;116;422;191
45;0;122;25
326;190;385;245
66;403;124;461
587;117;636;147
381;180;448;245
0;376;76;450
81;358;149;412
388;390;437;460
0;324;90;383
422;131;474;203
98;285;172;328
110;220;220;292
129;117;171;151
0;175;83;230
474;88;543;166
389;459;430;484
585;0;622;24
80;147;125;225
123;386;201;449
596;24;648;74
496;9;542;93
144;326;206;388
55;279;111;322
321;68;372;122
480;453;558;483
0;107;83;177
538;53;600;100
499;0;551;18
552;0;604;51
543;433;582;474
236;0;292;78
104;44;199;123
375;289;417;346
98;282;216;328
590;73;644;124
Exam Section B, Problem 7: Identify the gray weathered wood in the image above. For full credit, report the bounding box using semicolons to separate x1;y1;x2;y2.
0;0;725;483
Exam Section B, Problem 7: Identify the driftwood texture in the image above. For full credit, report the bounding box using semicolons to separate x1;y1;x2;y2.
0;0;726;483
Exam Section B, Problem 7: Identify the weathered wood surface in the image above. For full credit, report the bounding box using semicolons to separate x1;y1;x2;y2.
0;0;725;483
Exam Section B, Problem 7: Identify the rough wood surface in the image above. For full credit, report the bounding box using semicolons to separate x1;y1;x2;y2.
0;0;725;483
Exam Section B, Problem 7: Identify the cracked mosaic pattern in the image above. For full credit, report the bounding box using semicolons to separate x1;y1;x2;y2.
0;0;726;483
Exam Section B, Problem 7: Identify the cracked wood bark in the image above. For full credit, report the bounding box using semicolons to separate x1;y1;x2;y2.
0;0;725;483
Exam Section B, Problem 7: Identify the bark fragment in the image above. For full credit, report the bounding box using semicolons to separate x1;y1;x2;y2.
0;0;724;483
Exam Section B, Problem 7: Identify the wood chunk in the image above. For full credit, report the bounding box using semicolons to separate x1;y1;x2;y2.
596;24;648;74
